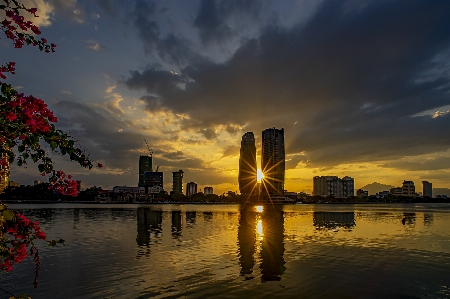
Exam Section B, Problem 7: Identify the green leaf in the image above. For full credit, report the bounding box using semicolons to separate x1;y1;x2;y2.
50;141;57;150
38;164;45;173
3;210;15;221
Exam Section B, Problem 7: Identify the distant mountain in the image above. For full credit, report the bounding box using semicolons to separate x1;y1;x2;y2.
433;188;450;197
360;182;396;195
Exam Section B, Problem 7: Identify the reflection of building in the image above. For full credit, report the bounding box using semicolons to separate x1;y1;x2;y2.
313;176;354;197
172;170;184;194
422;181;432;198
260;206;286;281
136;208;163;246
171;211;182;237
204;186;213;195
262;128;285;196
237;205;256;276
186;182;197;196
186;211;196;226
313;212;355;230
144;171;163;193
239;132;257;195
138;155;152;187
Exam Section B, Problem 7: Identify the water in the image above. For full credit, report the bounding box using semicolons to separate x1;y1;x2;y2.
2;203;450;298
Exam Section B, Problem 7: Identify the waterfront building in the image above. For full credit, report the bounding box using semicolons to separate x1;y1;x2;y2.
138;155;152;187
261;128;285;196
204;186;213;195
239;132;257;195
144;171;163;193
342;176;355;197
172;170;184;194
422;181;432;198
402;181;416;197
376;191;390;199
112;186;145;194
313;176;355;197
390;187;403;196
186;182;197;196
356;189;368;198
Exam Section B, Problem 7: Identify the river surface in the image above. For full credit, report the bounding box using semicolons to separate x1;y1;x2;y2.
2;203;450;298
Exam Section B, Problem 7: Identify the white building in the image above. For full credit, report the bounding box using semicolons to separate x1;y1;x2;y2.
112;186;145;194
402;181;416;197
313;176;354;197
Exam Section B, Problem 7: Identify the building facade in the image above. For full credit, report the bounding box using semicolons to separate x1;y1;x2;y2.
204;186;213;195
144;171;163;193
402;181;415;196
186;182;197;196
239;132;257;195
172;170;184;194
138;155;152;187
261;128;285;196
112;186;145;194
313;176;355;197
422;181;432;198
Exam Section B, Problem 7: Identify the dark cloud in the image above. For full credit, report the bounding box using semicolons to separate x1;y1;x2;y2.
193;0;262;46
130;0;202;67
380;156;450;171
53;100;159;170
222;145;239;157
125;0;450;168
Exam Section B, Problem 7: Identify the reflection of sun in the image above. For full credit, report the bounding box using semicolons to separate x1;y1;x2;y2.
257;169;264;182
256;205;263;213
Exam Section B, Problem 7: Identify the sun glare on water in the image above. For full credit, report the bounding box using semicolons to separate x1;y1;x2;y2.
257;169;264;182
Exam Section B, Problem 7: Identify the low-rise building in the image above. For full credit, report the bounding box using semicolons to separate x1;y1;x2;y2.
356;189;368;198
112;186;145;194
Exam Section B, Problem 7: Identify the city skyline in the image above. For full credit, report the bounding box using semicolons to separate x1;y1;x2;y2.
4;1;450;195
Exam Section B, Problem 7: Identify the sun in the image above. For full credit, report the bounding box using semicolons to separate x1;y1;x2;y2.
257;169;264;182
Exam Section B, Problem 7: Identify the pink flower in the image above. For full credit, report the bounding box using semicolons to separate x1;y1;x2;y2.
4;111;17;121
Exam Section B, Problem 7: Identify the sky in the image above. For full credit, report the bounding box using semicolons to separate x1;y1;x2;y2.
2;0;450;195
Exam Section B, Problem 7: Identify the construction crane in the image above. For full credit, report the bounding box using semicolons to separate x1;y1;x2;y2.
144;139;153;157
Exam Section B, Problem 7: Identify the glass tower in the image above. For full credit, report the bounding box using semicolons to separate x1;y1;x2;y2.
239;132;257;195
261;128;285;196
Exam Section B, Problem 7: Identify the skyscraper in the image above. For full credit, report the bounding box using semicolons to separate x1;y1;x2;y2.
138;155;152;187
172;170;184;194
422;181;432;198
239;132;257;195
261;128;285;196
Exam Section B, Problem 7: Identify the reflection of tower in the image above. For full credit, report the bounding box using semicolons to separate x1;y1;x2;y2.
403;213;416;226
186;211;196;227
238;205;256;276
137;208;162;246
138;155;152;187
260;206;286;281
423;213;433;226
171;211;182;237
313;212;356;230
239;132;257;195
261;128;285;196
203;212;213;222
172;170;184;194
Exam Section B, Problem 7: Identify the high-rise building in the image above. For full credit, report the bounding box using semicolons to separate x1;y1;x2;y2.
422;181;432;198
138;155;152;187
186;182;197;196
172;170;184;194
261;128;285;196
204;186;213;195
239;132;257;195
313;176;354;197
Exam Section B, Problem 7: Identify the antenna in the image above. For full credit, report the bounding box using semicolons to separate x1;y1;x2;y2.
144;139;153;157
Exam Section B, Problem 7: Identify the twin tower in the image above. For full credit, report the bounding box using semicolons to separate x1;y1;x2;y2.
238;128;285;197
